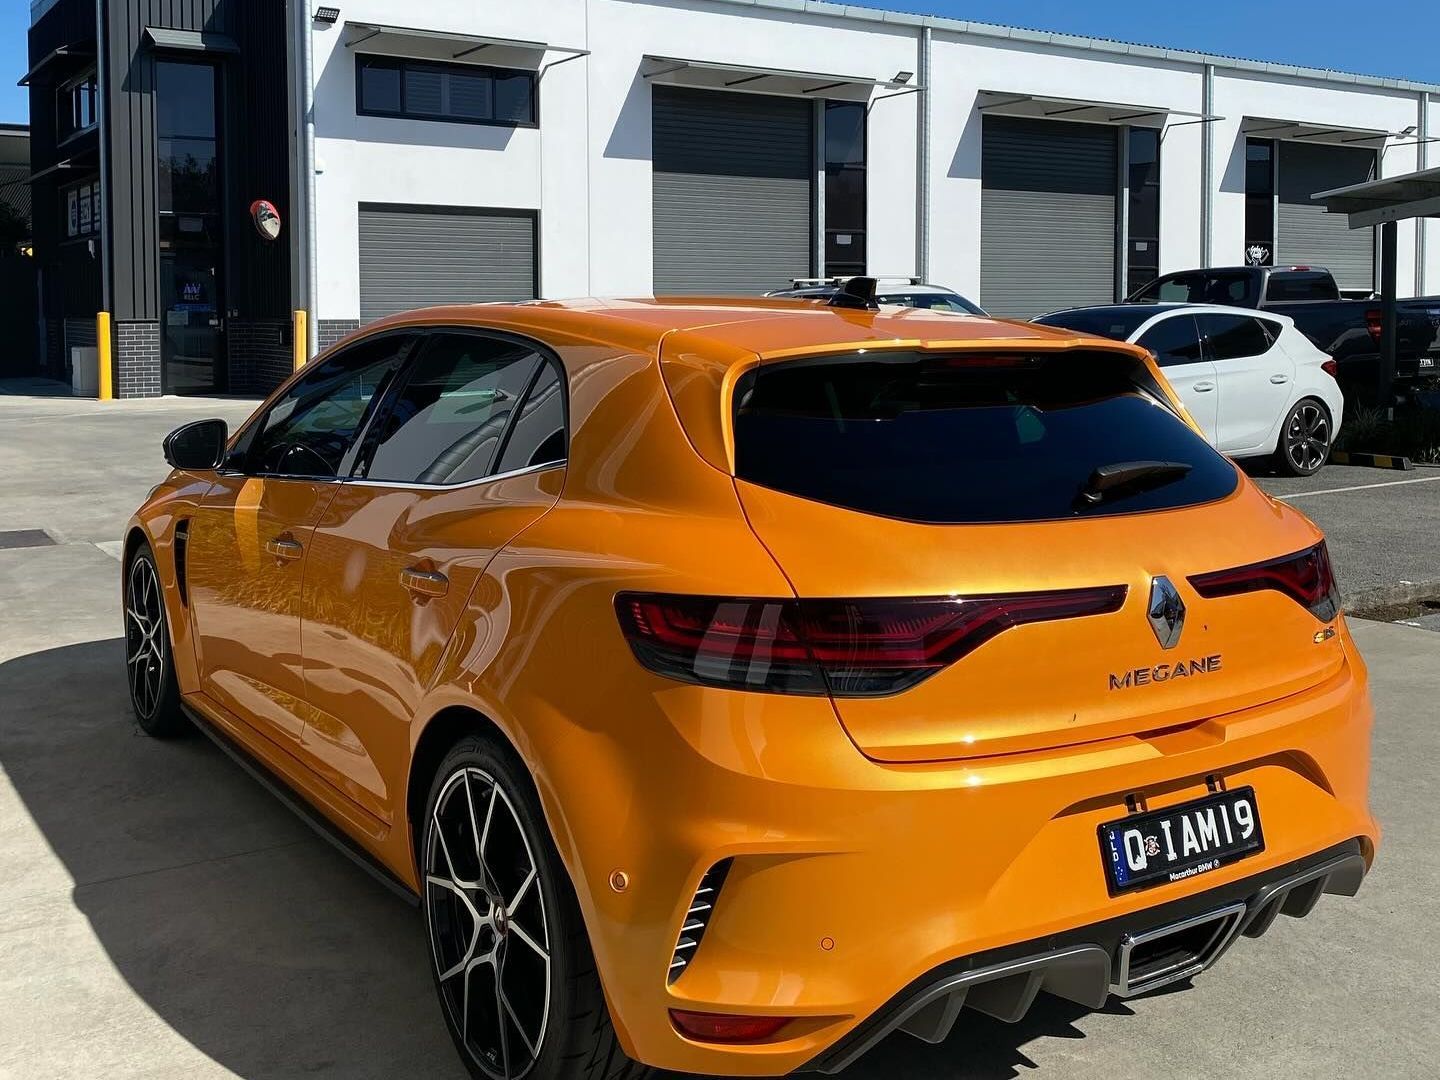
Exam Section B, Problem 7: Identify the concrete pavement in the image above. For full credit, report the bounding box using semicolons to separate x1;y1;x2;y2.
1;393;1437;1078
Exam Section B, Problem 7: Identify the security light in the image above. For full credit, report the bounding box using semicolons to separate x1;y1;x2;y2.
891;70;914;84
313;5;340;24
1399;125;1417;136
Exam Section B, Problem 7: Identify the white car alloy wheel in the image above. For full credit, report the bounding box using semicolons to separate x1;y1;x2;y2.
1282;400;1332;476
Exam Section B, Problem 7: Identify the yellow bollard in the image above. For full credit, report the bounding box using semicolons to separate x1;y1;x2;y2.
96;311;113;401
293;309;308;372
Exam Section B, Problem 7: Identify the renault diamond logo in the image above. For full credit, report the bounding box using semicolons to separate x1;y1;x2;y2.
1147;576;1185;650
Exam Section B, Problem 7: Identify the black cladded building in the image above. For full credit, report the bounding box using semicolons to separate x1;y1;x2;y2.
26;0;295;396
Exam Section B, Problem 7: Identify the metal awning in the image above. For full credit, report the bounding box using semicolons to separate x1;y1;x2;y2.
977;90;1214;129
641;56;918;101
343;22;586;70
18;42;95;86
1241;116;1394;147
24;154;97;184
144;27;240;54
1313;165;1440;228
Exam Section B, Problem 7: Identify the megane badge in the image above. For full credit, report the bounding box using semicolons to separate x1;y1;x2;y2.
1147;576;1185;650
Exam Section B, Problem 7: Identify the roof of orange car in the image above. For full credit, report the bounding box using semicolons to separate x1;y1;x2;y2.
358;296;1110;360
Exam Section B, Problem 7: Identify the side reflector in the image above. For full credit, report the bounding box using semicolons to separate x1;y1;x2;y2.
670;1010;791;1043
616;586;1127;697
1188;541;1339;622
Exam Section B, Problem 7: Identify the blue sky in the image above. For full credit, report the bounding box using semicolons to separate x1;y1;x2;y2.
1;0;1436;124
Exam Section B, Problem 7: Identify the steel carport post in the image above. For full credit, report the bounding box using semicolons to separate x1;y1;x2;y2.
1379;221;1397;412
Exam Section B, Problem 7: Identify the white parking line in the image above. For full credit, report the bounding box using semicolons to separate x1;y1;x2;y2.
1279;474;1440;500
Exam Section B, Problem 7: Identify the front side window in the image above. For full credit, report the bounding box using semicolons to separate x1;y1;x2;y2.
1198;314;1272;361
733;351;1237;524
1137;315;1206;367
360;333;561;485
356;55;536;127
240;335;413;478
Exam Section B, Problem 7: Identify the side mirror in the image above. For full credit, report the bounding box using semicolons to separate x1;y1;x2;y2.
163;419;229;471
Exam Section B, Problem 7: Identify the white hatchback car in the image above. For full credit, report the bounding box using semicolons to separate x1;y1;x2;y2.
1035;303;1345;476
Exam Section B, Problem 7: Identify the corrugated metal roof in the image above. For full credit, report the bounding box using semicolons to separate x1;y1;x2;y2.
703;0;1440;95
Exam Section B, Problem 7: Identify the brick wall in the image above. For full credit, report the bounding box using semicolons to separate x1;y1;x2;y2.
317;319;360;351
228;318;292;395
116;321;161;399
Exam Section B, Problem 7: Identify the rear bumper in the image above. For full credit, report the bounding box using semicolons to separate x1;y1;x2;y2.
806;839;1367;1073
547;626;1378;1076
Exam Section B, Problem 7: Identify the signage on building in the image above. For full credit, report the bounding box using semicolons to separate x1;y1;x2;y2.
249;199;282;241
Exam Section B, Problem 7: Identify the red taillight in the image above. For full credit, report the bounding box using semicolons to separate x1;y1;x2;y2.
616;587;1127;697
670;1010;791;1043
1321;358;1339;380
1364;309;1382;342
1188;542;1339;621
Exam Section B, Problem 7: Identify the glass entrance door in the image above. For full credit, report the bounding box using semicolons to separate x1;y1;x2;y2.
157;61;224;394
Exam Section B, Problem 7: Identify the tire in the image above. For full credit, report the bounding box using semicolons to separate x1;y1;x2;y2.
124;543;188;737
1273;398;1333;477
421;735;652;1080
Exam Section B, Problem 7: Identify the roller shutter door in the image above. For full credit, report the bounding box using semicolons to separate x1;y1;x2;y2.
1277;143;1376;292
358;206;536;322
981;116;1118;318
652;86;813;295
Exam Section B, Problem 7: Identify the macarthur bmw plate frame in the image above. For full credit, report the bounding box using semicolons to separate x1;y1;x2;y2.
1100;787;1266;895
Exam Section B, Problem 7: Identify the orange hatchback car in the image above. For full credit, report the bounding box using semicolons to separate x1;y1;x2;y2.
124;286;1378;1080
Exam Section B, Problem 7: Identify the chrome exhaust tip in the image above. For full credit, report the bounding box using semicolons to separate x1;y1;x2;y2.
1111;901;1247;998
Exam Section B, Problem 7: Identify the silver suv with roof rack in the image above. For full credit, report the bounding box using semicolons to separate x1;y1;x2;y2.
767;276;987;315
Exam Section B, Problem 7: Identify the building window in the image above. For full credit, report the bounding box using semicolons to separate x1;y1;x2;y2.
823;101;866;277
356;55;536;127
1126;128;1160;292
1244;138;1275;266
62;180;100;239
58;69;97;142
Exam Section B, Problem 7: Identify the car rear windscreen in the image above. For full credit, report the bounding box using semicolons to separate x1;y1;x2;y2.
732;351;1239;524
1033;308;1156;340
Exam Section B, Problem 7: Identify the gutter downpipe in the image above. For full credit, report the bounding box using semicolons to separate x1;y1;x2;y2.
916;26;931;281
302;1;319;359
1419;92;1429;295
1201;63;1214;268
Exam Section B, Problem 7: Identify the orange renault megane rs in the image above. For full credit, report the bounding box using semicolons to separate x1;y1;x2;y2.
125;282;1377;1079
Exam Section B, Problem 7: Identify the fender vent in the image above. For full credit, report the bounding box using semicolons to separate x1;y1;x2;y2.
174;520;190;607
668;859;731;984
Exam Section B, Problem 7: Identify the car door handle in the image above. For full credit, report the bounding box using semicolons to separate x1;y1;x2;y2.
1192;381;1215;392
265;536;304;562
1270;374;1290;384
400;567;449;600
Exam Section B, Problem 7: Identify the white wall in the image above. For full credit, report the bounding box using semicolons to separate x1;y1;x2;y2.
306;0;1438;322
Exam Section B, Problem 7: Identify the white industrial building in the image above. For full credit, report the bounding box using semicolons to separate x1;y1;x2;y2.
293;0;1439;349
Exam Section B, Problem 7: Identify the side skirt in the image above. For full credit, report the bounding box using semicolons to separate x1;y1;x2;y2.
181;701;420;906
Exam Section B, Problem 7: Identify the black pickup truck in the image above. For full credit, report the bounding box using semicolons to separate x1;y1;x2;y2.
1127;266;1440;404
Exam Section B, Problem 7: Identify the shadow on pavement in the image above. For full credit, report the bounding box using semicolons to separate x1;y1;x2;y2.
0;638;1109;1079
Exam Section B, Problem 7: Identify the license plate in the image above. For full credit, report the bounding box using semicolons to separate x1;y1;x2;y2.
1099;787;1264;894
1421;357;1435;369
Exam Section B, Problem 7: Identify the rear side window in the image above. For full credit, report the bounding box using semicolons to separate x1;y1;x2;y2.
1139;273;1251;305
360;333;545;485
495;359;567;473
1136;315;1205;367
1198;314;1273;361
1265;272;1337;302
732;352;1237;524
1034;307;1156;341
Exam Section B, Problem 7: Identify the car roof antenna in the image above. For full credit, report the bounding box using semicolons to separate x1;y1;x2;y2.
827;276;879;311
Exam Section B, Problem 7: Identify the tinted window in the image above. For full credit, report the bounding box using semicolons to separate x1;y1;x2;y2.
361;334;542;485
1265;272;1338;302
1136;272;1252;306
733;352;1237;524
495;360;566;473
243;336;411;478
1137;315;1206;367
356;55;536;126
1199;315;1272;361
1034;307;1158;341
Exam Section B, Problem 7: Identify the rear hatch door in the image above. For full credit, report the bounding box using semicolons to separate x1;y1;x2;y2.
729;345;1343;762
